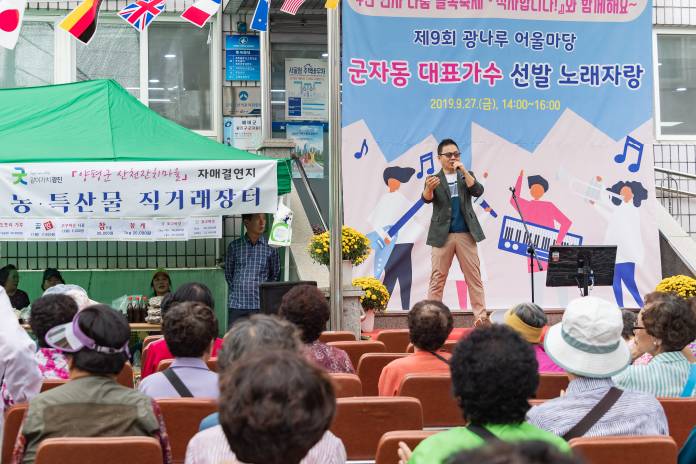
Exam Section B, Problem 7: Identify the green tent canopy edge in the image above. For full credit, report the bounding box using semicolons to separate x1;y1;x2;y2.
0;79;292;195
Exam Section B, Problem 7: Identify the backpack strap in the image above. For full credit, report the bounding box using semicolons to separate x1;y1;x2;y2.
467;424;501;443
429;351;450;365
162;368;193;398
680;364;696;397
562;387;623;440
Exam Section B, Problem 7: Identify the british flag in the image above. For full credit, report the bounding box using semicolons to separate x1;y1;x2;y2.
118;0;165;31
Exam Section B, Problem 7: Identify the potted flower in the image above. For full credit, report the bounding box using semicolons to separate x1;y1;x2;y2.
308;226;371;287
655;275;696;299
352;277;390;332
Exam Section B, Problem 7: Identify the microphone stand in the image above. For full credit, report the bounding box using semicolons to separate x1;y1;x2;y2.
509;186;544;303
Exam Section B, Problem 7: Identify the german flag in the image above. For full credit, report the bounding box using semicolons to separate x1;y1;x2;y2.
59;0;103;44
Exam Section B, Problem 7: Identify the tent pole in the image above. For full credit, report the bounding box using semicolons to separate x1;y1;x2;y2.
327;5;343;331
260;31;272;140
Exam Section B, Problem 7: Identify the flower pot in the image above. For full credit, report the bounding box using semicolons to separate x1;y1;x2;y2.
361;309;375;332
341;259;353;288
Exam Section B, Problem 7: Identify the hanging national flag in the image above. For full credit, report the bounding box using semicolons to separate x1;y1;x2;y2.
325;0;339;9
250;0;268;32
0;0;25;50
181;0;220;27
58;0;102;44
119;0;165;32
280;0;305;15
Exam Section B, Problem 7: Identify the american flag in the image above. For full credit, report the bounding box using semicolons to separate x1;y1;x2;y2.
118;0;165;31
280;0;305;14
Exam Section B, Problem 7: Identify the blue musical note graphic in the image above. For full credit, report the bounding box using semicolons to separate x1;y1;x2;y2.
614;136;643;173
354;139;369;159
416;152;435;179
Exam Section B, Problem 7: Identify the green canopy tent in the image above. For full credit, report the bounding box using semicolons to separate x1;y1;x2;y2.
0;79;291;195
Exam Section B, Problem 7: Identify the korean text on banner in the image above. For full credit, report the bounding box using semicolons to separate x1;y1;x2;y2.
0;160;278;218
341;0;657;310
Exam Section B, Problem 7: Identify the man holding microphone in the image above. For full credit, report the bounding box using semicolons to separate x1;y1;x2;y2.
422;138;488;326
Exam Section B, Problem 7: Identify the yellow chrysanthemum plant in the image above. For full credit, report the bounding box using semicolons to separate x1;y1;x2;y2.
308;226;371;266
655;275;696;299
352;277;390;313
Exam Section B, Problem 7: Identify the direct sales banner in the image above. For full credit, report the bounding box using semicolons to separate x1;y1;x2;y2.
342;0;659;310
0;217;222;241
0;160;278;219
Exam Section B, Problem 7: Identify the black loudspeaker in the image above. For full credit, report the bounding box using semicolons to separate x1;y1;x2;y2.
259;281;318;315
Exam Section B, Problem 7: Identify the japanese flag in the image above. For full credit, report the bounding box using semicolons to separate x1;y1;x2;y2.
0;0;25;50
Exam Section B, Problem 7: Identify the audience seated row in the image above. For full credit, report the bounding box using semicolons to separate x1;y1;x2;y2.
3;274;695;464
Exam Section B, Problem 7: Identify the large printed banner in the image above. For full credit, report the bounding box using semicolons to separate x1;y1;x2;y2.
342;0;659;310
0;160;278;219
0;217;222;241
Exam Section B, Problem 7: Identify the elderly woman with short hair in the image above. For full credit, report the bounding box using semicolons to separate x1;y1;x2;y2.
184;315;347;464
613;291;696;397
503;302;563;373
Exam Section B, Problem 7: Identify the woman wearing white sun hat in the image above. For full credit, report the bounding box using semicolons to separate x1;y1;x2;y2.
527;296;669;439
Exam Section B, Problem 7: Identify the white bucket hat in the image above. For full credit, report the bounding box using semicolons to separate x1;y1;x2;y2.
544;296;630;378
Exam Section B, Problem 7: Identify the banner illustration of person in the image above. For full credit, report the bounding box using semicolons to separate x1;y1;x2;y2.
596;180;649;307
342;0;660;310
367;166;425;309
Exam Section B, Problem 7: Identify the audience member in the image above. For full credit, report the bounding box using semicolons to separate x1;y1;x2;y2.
527;296;668;437
378;300;453;396
139;302;218;398
407;325;569;464
141;282;223;378
0;264;30;310
219;350;339;464
444;441;584;464
12;304;172;464
40;268;65;291
29;294;78;380
279;285;354;374
633;292;696;365
185;315;346;464
195;314;302;432
679;425;696;464
0;288;41;439
613;291;696;397
621;309;637;342
151;268;172;297
502;303;563;373
42;284;96;310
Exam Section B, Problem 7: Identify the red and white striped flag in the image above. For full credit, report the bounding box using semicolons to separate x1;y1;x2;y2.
280;0;305;15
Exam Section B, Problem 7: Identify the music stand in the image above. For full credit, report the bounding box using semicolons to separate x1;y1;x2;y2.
546;246;617;297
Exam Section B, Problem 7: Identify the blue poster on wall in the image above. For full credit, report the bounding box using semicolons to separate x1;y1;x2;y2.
342;0;659;311
226;35;260;81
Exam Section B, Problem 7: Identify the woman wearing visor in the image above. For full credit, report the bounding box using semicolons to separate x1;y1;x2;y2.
12;305;173;464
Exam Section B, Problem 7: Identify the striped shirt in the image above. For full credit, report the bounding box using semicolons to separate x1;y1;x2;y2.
613;351;695;397
224;234;280;310
184;425;346;464
527;377;668;437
